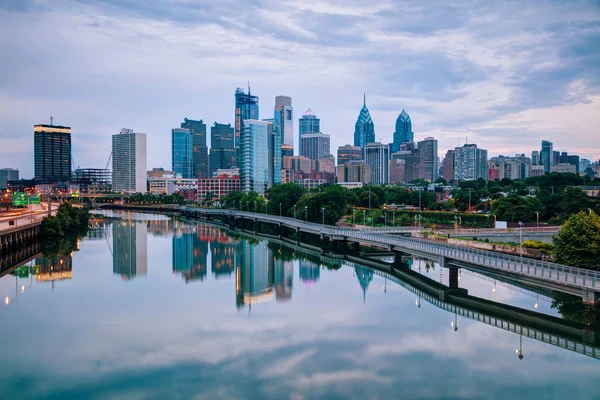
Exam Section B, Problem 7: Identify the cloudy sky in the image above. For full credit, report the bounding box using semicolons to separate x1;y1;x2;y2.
1;0;599;178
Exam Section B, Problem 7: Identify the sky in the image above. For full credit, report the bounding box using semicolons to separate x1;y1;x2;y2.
0;0;599;178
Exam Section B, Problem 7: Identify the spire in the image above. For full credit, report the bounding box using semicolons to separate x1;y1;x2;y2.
248;80;251;95
363;92;366;107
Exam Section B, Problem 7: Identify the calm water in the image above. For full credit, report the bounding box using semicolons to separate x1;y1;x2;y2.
1;211;599;400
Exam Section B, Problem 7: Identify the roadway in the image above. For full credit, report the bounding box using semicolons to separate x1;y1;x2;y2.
0;204;57;231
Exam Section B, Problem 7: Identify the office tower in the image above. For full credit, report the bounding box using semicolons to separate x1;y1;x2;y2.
263;118;282;187
388;159;406;185
181;118;208;179
299;109;320;156
274;261;293;301
354;94;375;150
112;128;147;193
492;154;531;180
337;160;371;184
171;128;193;178
540;140;553;173
210;122;236;175
443;150;455;181
240;120;273;195
301;133;330;160
553;151;560;167
211;238;236;278
391;142;419;183
34;123;72;183
453;144;488;181
417;137;438;182
283;155;312;174
392;110;414;152
236;239;274;308
580;159;591;174
531;150;540;165
560;151;569;164
113;220;147;279
274;96;294;154
235;87;259;152
281;144;293;158
552;163;577;174
173;232;208;282
568;155;580;174
316;155;336;175
365;142;389;184
337;145;363;166
0;168;19;189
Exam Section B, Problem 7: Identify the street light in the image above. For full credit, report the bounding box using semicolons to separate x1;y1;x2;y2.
293;204;297;219
279;203;282;217
353;209;356;225
516;334;524;360
321;207;325;226
454;216;458;239
451;312;458;332
363;210;366;226
384;211;387;227
304;206;308;222
535;211;539;229
392;210;395;227
518;221;524;265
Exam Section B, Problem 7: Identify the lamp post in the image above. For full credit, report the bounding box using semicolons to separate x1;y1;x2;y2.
293;204;296;219
279;203;282;217
451;312;458;332
384;211;387;227
535;211;539;229
321;207;325;226
363;210;366;226
518;221;524;265
392;210;395;227
516;334;524;360
304;206;308;222
353;209;356;225
454;216;458;239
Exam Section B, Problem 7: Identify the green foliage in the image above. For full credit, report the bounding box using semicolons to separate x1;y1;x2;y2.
522;240;554;255
551;292;597;325
41;203;90;238
490;195;542;222
221;191;267;212
553;211;600;269
129;192;186;205
296;185;349;225
265;183;306;217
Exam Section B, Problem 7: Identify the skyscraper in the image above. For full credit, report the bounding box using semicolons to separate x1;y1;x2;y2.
417;137;439;182
354;94;375;150
453;144;488;181
299;109;320;156
541;140;553;174
274;96;294;154
391;142;419;183
113;220;147;280
337;160;371;184
181;118;208;179
171;128;193;178
392;110;414;152
365;142;389;184
263;118;282;188
337;145;363;166
0;168;19;189
112;128;147;193
301;133;330;160
34;123;72;183
240;120;278;195
531;150;540;165
235;87;259;152
210;122;236;175
443;150;455;182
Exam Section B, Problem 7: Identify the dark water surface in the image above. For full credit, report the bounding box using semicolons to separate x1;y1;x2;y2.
0;211;598;400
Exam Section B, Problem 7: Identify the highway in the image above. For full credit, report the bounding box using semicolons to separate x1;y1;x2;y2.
0;204;57;231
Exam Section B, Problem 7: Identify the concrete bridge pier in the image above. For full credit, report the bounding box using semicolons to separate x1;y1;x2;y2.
583;289;600;306
449;266;460;289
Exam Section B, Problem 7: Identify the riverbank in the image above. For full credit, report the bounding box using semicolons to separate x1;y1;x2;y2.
96;204;183;213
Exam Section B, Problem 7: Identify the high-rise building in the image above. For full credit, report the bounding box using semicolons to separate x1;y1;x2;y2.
540;140;553;174
337;160;371;184
354;94;375;150
337;145;362;166
531;150;540;165
392;110;413;152
173;232;208;282
365;142;389;185
0;168;19;189
113;220;147;280
299;109;320;157
240;120;279;195
568;155;580;174
210;122;236;175
274;96;293;154
454;144;488;181
301;133;330;160
388;159;406;185
442;150;455;182
263;118;282;188
236;239;274;308
580;159;591;174
274;261;293;301
235;87;259;152
112;128;147;194
316;155;336;175
391;142;419;183
171;128;193;178
181;118;208;179
34;123;72;183
281;144;293;158
417;137;438;182
553;151;560;167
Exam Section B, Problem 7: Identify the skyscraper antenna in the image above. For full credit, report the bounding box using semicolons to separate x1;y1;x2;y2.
248;80;251;95
50;116;54;126
363;92;366;107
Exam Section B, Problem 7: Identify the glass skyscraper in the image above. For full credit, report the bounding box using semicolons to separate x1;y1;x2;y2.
299;109;320;156
240;120;270;195
181;118;208;179
274;96;294;154
34;124;72;183
541;140;553;174
210;122;236;175
263;118;282;187
417;137;439;182
235;87;259;152
171;128;193;178
354;94;375;150
392;110;414;153
365;142;389;184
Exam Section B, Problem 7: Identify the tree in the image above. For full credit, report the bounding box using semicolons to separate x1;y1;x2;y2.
266;183;306;216
553;211;600;269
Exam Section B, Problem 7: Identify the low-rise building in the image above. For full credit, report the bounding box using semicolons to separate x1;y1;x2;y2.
295;178;327;190
149;175;197;195
337;182;363;189
197;175;240;205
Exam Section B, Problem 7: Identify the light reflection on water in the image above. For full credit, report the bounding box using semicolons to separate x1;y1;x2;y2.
0;211;598;400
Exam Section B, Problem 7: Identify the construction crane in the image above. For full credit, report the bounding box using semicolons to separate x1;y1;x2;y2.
105;151;113;170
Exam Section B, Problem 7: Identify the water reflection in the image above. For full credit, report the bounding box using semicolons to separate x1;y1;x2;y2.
113;220;147;280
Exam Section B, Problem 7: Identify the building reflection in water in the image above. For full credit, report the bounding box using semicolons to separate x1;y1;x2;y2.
274;261;293;302
299;260;320;289
173;228;208;283
236;240;274;310
113;220;147;280
35;255;73;284
354;265;373;304
147;219;173;236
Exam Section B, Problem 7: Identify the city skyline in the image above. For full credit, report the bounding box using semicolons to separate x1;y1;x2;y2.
0;1;599;177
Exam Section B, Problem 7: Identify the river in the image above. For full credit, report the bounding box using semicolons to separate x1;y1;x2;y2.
0;210;598;399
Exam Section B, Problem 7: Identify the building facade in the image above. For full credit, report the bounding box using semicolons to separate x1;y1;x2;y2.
337;160;371;184
34;124;72;183
417;137;438;182
392;110;413;152
353;94;375;150
197;176;240;205
365;142;389;184
453;144;488;181
274;96;294;155
283;156;312;174
337;145;362;166
301;133;330;160
210;122;236;176
172;128;193;179
72;168;111;194
112;128;147;194
388;159;406;185
239;120;271;195
181;118;208;179
235;87;259;152
541;140;553;174
442;150;455;182
298;109;320;157
0;168;19;189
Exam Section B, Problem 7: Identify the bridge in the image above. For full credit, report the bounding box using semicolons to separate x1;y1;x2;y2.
182;208;600;303
216;228;600;361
